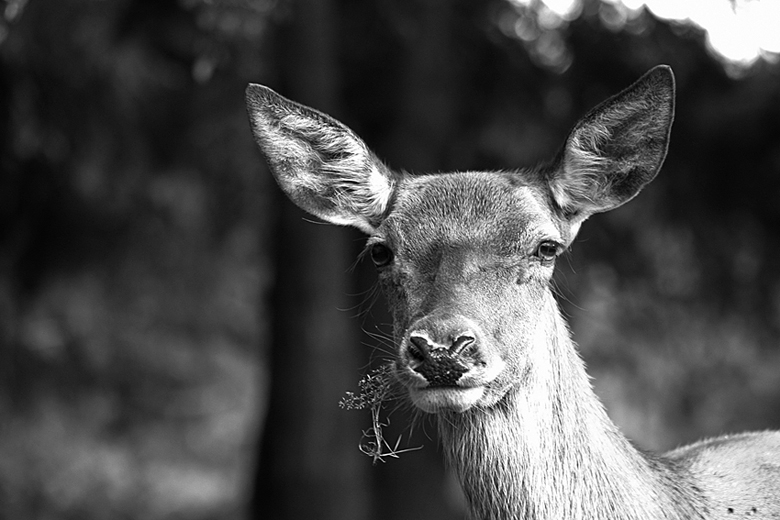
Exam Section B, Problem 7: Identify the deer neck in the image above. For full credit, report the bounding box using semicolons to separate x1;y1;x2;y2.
437;295;703;520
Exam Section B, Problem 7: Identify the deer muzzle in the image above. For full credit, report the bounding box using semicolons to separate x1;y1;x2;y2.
407;333;473;386
399;316;505;413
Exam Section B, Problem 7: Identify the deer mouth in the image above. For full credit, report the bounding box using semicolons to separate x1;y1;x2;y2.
399;355;506;413
408;384;487;413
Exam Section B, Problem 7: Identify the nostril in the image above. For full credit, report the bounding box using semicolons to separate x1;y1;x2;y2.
408;335;431;361
450;334;476;356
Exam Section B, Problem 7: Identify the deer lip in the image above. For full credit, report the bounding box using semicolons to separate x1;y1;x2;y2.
402;366;496;413
408;385;486;413
423;381;466;389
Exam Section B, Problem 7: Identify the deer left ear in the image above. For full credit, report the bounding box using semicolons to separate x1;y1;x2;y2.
547;65;675;220
245;84;397;234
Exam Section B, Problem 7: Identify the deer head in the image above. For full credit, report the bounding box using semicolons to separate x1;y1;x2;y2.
246;66;675;416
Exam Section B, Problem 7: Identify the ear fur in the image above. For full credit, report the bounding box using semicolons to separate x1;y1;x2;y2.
245;84;396;234
548;65;675;220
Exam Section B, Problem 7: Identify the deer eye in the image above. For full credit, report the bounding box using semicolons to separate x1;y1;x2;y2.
534;241;560;263
369;243;394;267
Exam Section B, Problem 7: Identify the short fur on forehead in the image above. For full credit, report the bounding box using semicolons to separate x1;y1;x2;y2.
379;171;570;255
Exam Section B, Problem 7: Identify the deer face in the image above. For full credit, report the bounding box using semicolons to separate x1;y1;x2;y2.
246;65;674;414
369;172;567;412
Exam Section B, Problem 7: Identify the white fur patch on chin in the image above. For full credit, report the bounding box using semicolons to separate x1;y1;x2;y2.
409;386;485;413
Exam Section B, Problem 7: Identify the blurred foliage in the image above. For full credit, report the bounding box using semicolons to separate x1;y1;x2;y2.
0;0;779;519
0;0;274;518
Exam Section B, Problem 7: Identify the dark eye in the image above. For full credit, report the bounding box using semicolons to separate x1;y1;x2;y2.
369;243;393;267
535;241;560;263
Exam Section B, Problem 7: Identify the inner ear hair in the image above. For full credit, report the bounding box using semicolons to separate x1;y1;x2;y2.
548;65;675;218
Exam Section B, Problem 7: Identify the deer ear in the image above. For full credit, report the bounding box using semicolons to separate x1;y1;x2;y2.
245;84;396;234
548;65;675;220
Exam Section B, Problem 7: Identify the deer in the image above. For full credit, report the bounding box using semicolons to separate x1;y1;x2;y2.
245;65;780;520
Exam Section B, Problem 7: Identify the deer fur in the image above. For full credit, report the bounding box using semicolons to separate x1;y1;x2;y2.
246;66;780;520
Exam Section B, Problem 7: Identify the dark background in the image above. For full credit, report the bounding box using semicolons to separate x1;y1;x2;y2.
1;0;779;518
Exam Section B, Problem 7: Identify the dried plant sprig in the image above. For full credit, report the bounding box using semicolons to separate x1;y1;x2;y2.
339;363;394;411
339;363;422;464
358;404;423;464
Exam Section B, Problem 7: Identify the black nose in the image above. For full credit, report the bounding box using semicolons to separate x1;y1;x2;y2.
406;333;474;386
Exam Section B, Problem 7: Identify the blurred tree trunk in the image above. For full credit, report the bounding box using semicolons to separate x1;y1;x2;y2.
251;0;371;518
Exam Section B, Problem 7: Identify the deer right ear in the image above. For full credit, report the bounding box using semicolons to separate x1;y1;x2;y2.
547;65;675;221
245;84;397;234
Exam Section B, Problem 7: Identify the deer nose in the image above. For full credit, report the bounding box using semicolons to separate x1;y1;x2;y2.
408;333;476;359
406;332;476;386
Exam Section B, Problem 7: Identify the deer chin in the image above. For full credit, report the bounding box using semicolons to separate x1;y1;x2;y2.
408;385;486;413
